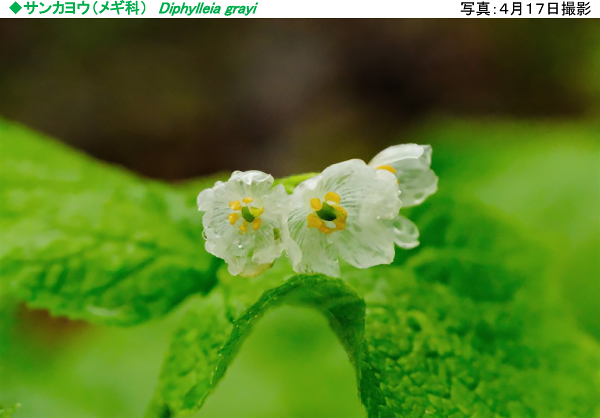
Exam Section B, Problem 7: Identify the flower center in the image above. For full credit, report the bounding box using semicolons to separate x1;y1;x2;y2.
307;191;347;235
228;197;264;235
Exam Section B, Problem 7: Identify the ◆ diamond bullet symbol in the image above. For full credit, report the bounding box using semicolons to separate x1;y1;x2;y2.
10;1;22;13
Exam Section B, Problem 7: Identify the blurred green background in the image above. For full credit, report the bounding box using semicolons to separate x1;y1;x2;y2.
0;21;599;418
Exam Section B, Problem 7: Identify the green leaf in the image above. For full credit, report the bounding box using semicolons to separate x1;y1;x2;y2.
394;194;547;302
0;403;19;418
0;119;218;326
422;122;600;339
147;193;599;418
146;273;365;418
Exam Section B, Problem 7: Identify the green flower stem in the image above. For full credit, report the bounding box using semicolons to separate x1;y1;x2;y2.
275;172;320;194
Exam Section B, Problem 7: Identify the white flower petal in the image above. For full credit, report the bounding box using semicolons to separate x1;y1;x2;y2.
197;187;215;211
332;220;396;268
285;159;400;276
284;178;341;276
369;143;431;167
319;159;401;221
286;216;340;277
252;184;287;265
391;215;420;249
228;170;274;197
197;171;286;277
369;144;438;207
227;257;273;278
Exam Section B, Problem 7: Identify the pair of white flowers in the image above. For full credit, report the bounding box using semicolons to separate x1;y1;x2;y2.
197;144;438;278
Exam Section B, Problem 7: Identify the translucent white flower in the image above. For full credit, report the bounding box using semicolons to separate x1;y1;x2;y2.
284;159;401;277
368;144;438;249
197;171;287;277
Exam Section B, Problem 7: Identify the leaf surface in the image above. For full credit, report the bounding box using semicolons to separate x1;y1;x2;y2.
148;194;600;417
0;119;218;325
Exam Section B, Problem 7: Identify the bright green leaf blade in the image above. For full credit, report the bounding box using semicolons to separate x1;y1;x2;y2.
345;268;599;417
145;274;365;418
147;194;600;418
0;119;218;326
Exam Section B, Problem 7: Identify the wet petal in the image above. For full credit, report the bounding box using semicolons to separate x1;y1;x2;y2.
332;220;396;268
320;159;401;221
369;144;438;207
285;159;400;276
197;171;286;277
392;215;420;249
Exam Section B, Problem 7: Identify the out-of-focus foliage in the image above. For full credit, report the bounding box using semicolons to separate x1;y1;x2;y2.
0;119;218;325
1;119;599;417
0;403;19;418
417;121;600;338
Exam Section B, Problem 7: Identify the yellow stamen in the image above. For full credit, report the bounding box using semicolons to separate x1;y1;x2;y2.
318;224;334;234
377;165;396;174
229;200;242;211
335;205;348;217
310;198;323;211
239;224;248;235
252;218;262;231
228;213;239;225
325;191;341;204
242;197;254;204
250;206;264;217
307;192;348;234
307;213;324;229
333;218;346;231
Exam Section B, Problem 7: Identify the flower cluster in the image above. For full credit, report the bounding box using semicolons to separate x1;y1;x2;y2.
197;144;438;277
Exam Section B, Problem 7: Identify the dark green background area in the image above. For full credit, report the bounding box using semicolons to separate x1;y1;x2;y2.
0;21;598;180
0;21;599;418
